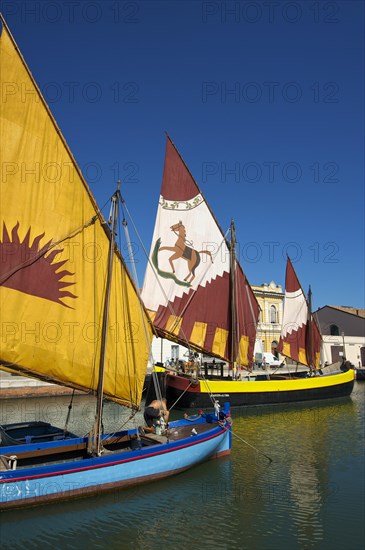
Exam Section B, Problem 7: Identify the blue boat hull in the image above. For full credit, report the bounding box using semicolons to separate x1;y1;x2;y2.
0;417;231;510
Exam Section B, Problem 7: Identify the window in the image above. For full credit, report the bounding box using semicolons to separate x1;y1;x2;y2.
270;305;277;324
330;324;339;336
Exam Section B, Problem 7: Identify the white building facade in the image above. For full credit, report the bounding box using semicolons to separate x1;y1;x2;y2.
314;306;365;367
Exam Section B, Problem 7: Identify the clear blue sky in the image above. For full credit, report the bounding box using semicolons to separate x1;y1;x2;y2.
2;0;364;310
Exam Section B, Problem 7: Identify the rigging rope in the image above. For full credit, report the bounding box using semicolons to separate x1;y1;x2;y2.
120;199;231;360
119;198;235;416
0;215;98;287
167;380;194;411
63;389;75;435
228;427;273;463
100;410;139;445
200;374;222;407
121;198;192;348
120;197;164;411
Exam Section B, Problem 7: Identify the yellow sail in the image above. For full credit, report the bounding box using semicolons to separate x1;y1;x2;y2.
0;21;152;408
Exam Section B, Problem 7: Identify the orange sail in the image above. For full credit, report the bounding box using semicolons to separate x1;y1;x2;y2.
278;258;321;368
142;136;260;365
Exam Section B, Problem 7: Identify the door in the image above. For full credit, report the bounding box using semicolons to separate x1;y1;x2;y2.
331;345;344;363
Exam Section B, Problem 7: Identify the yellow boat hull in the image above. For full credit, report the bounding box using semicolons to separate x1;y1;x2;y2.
165;369;355;409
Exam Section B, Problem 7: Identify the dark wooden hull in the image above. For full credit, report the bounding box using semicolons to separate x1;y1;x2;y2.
164;370;355;409
355;368;365;380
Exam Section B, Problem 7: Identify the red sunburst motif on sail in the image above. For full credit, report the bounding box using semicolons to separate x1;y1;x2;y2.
0;222;77;307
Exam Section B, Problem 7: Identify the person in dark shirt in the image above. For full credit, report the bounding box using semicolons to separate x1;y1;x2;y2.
141;398;169;434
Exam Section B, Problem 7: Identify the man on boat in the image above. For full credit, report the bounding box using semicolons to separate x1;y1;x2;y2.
141;398;169;434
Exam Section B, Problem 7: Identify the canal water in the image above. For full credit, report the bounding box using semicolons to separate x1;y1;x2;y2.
1;383;364;550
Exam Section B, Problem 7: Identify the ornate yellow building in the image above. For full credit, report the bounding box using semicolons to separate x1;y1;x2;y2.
251;281;284;355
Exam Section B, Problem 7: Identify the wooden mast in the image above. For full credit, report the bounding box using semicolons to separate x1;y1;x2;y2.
230;220;238;371
307;285;313;370
92;181;120;455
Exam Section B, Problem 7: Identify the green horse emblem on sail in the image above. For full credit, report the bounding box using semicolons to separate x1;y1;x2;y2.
152;221;213;287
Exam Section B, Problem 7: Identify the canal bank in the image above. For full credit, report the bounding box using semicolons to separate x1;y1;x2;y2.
0;371;77;399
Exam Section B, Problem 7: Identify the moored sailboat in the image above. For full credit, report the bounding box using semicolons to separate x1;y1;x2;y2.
142;139;355;409
0;17;231;510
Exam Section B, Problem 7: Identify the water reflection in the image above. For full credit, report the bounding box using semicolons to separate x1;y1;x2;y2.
1;386;364;550
1;459;234;550
230;392;363;550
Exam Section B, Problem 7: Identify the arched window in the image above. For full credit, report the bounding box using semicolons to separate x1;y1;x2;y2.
270;305;277;324
330;324;339;336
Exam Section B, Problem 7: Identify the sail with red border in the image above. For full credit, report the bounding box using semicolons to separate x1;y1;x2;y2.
141;136;260;365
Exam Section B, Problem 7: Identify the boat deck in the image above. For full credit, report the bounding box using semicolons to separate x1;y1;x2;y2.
0;422;221;471
140;422;218;445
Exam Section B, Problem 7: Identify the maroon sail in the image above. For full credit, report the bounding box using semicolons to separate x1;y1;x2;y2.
142;136;260;366
278;258;321;368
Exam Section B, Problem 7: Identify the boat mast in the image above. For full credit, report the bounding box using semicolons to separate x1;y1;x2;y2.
314;310;324;367
230;220;238;370
307;285;313;370
92;181;120;455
